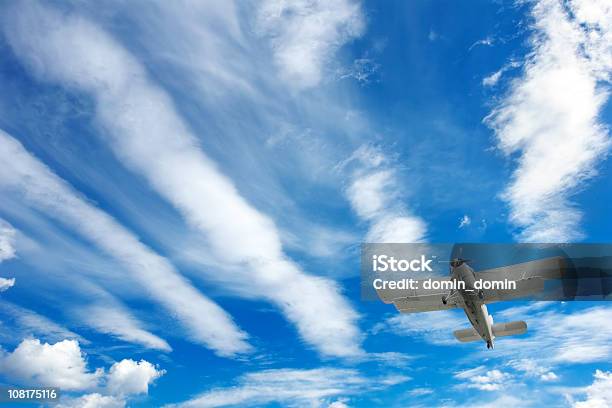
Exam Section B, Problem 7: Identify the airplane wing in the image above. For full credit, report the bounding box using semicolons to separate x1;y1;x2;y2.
392;295;458;313
376;278;459;313
476;256;566;302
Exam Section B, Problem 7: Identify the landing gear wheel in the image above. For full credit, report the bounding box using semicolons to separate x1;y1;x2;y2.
486;341;492;349
442;297;447;305
478;290;484;300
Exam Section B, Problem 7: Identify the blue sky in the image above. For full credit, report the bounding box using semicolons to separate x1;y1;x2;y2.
0;0;611;407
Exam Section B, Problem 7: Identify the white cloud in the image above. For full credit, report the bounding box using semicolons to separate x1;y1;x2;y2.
494;304;612;365
337;57;380;84
379;303;612;374
458;215;471;229
574;370;612;408
58;393;125;408
507;358;558;382
106;359;165;396
167;367;409;408
76;305;171;352
408;387;434;396
485;0;612;242
3;1;360;358
0;130;249;356
256;0;365;89
328;400;349;408
0;301;85;344
372;309;465;345
482;69;504;87
0;338;164;407
344;145;426;243
540;371;559;382
469;36;494;51
0;219;17;293
0;219;16;262
0;339;102;391
454;367;512;391
0;277;14;292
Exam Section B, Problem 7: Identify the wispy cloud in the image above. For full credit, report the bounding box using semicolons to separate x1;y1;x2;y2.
492;304;612;365
0;219;16;292
0;130;249;356
0;277;14;292
3;1;361;358
167;367;409;408
482;61;520;87
74;304;171;352
458;215;471;229
0;301;85;345
0;219;16;262
469;36;494;51
255;0;365;89
485;0;612;242
371;309;465;345
507;358;558;382
343;145;427;243
454;366;512;391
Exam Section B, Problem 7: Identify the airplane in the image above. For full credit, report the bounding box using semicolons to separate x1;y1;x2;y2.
375;255;567;349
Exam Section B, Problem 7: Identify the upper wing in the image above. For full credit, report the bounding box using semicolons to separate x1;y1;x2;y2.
476;256;566;302
376;278;458;313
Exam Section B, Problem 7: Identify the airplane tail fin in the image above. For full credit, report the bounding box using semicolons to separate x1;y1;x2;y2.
453;320;527;343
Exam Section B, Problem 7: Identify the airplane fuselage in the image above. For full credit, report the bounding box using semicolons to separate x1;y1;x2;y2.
451;263;495;348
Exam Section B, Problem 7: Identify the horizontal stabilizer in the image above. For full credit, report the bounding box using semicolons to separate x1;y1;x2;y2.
453;327;481;342
453;320;528;343
492;321;527;338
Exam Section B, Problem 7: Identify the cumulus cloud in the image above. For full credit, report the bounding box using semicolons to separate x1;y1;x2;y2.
485;0;612;241
256;0;365;89
167;367;409;408
343;145;427;243
0;130;249;356
0;338;164;407
573;370;612;408
3;1;360;358
0;339;102;390
106;359;165;396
